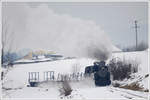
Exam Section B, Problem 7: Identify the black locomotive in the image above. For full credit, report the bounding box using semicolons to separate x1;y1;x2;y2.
85;61;111;86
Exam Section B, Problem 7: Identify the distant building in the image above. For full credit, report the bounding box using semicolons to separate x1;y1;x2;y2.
23;52;33;59
23;50;60;60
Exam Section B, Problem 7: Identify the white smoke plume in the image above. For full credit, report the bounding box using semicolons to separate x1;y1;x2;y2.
3;3;114;60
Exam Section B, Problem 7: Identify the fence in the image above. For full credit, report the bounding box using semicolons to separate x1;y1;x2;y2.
44;71;55;81
28;72;40;82
28;71;86;83
57;72;84;82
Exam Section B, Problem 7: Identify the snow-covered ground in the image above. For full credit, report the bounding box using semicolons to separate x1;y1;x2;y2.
14;57;52;63
110;50;149;90
2;50;149;99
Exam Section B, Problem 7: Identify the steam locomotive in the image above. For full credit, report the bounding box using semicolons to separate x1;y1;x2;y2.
85;61;111;86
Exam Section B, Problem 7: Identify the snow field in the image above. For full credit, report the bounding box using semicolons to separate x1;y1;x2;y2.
2;51;149;99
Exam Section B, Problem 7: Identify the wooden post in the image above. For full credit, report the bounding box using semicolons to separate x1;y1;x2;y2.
38;72;39;81
28;72;30;82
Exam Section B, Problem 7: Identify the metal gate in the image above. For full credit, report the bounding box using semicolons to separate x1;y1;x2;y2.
44;71;55;81
28;72;39;82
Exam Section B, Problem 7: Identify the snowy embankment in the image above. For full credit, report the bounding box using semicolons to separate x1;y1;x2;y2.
110;50;149;90
2;50;149;99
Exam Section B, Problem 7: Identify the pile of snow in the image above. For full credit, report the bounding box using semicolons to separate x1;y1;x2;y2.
14;58;51;63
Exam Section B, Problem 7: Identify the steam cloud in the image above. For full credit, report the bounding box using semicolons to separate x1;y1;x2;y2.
3;4;114;60
87;45;111;61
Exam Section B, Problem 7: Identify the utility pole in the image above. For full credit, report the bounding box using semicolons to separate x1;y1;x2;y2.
134;20;139;50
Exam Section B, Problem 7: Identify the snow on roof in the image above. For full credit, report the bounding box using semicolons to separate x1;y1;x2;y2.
112;45;122;52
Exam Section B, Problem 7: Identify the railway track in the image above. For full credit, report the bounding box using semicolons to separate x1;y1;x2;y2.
109;87;148;100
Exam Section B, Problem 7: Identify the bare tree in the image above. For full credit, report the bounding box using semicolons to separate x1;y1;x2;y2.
2;18;16;65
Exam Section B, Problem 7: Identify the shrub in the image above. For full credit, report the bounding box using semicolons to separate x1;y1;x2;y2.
59;79;72;96
108;58;138;81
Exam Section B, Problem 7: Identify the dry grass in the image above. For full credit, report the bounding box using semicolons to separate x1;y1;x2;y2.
120;82;143;91
59;79;72;96
113;74;149;92
119;82;149;92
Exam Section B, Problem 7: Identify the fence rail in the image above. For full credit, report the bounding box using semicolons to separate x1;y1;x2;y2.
28;72;39;82
44;71;55;81
28;71;86;83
